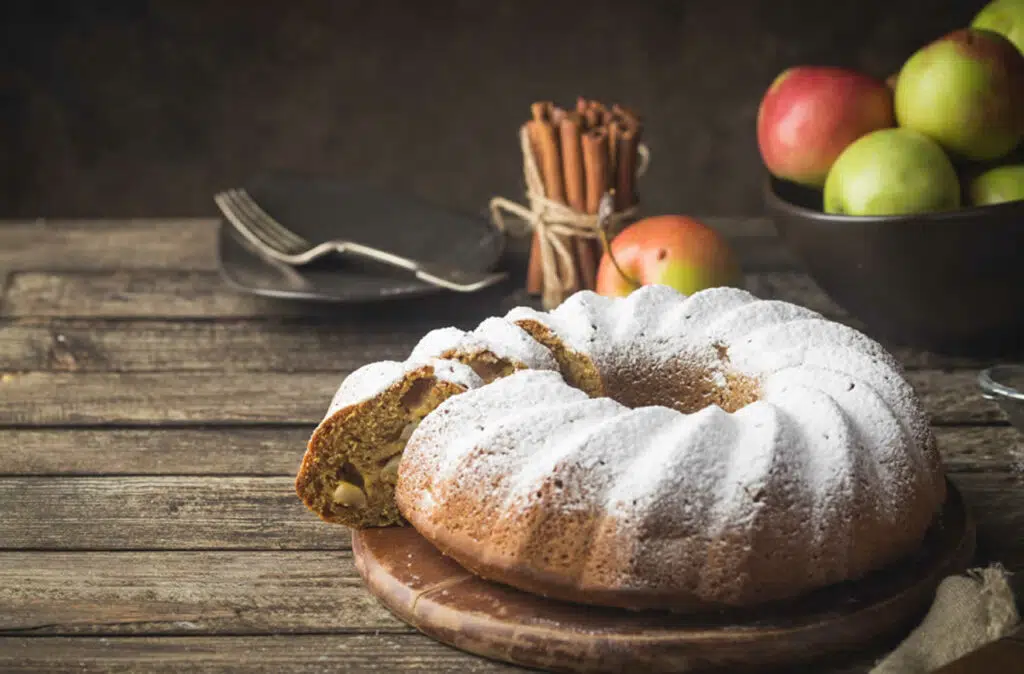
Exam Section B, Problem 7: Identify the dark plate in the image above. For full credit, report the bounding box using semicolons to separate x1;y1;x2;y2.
217;173;507;302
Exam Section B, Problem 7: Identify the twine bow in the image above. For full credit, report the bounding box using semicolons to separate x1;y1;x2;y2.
490;125;650;308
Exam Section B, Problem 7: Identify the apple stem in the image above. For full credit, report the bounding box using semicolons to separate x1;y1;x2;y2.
597;191;641;290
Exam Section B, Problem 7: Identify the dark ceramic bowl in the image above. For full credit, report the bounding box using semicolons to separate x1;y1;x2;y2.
765;176;1024;356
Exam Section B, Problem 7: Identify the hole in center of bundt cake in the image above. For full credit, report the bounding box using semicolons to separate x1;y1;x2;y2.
511;318;760;415
601;343;761;414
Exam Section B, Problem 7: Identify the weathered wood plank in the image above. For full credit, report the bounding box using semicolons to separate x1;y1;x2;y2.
0;550;401;635
0;270;534;324
935;426;1024;473
0;317;996;374
4;425;1017;477
0;428;311;476
2;471;1022;556
905;370;1004;425
0;219;219;272
1;271;302;319
0;635;521;673
0;477;343;550
0;368;1002;427
0;320;424;373
0;372;339;425
951;472;1024;568
2;270;832;319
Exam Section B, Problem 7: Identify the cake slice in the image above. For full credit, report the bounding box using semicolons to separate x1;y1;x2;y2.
295;318;558;527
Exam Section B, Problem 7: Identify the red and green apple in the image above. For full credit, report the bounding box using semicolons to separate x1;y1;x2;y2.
595;215;742;298
895;28;1024;161
757;66;895;188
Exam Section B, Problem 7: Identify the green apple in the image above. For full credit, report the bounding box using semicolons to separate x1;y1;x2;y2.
895;28;1024;161
972;0;1024;56
969;164;1024;204
823;129;961;216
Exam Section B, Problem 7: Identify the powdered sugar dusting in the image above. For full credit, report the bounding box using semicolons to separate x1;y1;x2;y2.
727;318;941;505
468;317;558;370
756;377;857;542
652;286;757;343
410;317;557;371
325;357;481;418
328;360;407;416
706;402;780;532
697;299;821;345
601;405;734;521
408;327;467;362
500;403;670;512
507;291;612;356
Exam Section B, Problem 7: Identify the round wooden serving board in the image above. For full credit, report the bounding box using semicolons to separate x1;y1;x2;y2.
352;481;974;673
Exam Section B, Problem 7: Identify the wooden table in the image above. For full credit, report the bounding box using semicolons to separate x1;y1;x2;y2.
0;218;1021;673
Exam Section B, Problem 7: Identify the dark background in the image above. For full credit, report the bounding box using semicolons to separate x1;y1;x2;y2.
1;0;978;219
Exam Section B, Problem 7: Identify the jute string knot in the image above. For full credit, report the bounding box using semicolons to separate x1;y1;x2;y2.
490;125;650;308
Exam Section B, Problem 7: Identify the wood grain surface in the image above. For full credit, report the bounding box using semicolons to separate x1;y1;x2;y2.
0;219;1020;673
0;635;525;673
0;551;398;634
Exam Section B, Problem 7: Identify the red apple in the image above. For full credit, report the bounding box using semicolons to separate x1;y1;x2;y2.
595;215;742;298
757;66;895;188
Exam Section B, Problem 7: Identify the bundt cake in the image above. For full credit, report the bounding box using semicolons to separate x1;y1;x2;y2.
296;284;946;612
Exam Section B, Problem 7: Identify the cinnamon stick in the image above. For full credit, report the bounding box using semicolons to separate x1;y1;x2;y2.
528;117;565;204
582;127;611;281
614;125;639;212
524;121;546;294
608;120;621;185
582;127;610;216
559;112;596;290
559;113;586;212
526;113;578;295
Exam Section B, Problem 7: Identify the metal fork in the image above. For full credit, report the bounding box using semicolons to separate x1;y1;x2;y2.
214;188;507;292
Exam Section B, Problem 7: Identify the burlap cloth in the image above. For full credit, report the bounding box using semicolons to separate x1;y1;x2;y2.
870;565;1019;673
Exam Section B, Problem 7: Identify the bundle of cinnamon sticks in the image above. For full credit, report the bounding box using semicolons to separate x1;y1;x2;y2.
525;98;643;296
